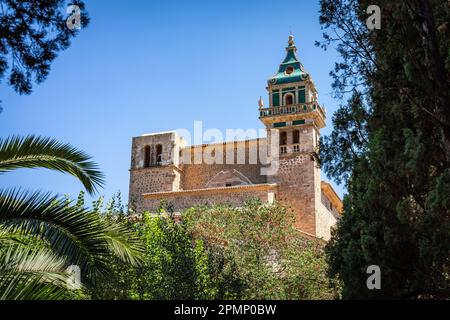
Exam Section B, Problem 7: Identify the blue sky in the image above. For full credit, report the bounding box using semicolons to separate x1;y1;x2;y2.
0;0;344;206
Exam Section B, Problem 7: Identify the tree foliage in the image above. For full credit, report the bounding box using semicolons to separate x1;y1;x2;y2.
0;136;143;300
89;200;340;300
89;208;218;300
185;200;341;300
319;0;450;298
0;0;88;99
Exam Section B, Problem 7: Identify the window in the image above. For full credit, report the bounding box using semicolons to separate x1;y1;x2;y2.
272;92;280;107
280;146;287;154
293;130;300;144
156;144;162;165
143;145;151;168
285;66;294;75
225;183;232;187
298;89;306;103
273;122;286;128
285;94;294;105
279;131;287;146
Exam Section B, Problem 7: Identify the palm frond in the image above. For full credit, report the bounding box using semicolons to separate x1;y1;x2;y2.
0;189;144;284
0;135;104;194
0;226;25;247
0;244;71;300
101;220;145;266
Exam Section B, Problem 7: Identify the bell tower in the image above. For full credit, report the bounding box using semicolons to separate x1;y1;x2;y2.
259;35;327;235
259;34;325;148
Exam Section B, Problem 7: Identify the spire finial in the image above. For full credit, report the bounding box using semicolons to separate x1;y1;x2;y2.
258;96;264;108
288;34;295;46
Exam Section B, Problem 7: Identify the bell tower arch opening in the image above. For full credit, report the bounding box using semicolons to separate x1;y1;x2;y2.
284;93;294;105
143;145;151;168
156;144;163;165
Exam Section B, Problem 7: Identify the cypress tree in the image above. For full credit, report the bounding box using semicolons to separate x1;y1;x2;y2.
319;0;450;298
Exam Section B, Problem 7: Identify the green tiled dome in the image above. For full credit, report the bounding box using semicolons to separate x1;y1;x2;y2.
269;35;309;85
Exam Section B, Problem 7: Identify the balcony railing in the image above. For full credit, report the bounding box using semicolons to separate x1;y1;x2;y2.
156;154;162;165
279;144;308;155
259;102;325;119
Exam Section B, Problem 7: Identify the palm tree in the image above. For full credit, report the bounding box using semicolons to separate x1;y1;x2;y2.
0;135;144;299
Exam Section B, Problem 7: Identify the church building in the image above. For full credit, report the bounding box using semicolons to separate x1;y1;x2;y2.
128;35;342;240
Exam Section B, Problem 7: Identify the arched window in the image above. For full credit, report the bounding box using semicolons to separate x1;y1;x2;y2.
156;144;162;165
279;131;287;146
293;130;300;144
285;93;294;105
143;145;151;168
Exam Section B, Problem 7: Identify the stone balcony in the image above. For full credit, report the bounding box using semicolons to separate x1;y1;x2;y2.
280;143;309;155
259;101;326;128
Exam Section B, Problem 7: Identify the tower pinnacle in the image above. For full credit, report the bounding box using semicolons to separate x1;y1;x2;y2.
259;35;325;129
288;34;295;46
258;96;264;108
267;34;306;85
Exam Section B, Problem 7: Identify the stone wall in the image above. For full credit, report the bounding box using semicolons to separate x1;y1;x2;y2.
141;184;278;213
128;166;181;212
129;131;185;212
180;139;268;189
315;194;339;240
128;125;341;239
270;124;320;235
275;153;317;235
316;182;341;239
130;131;185;169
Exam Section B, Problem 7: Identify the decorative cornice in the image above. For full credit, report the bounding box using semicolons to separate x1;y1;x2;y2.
321;181;343;214
130;164;183;173
183;138;267;151
143;183;278;199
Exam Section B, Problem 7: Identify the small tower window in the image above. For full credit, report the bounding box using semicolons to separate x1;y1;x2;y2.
293;130;300;144
280;131;287;146
156;144;163;165
285;93;294;105
143;145;151;168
